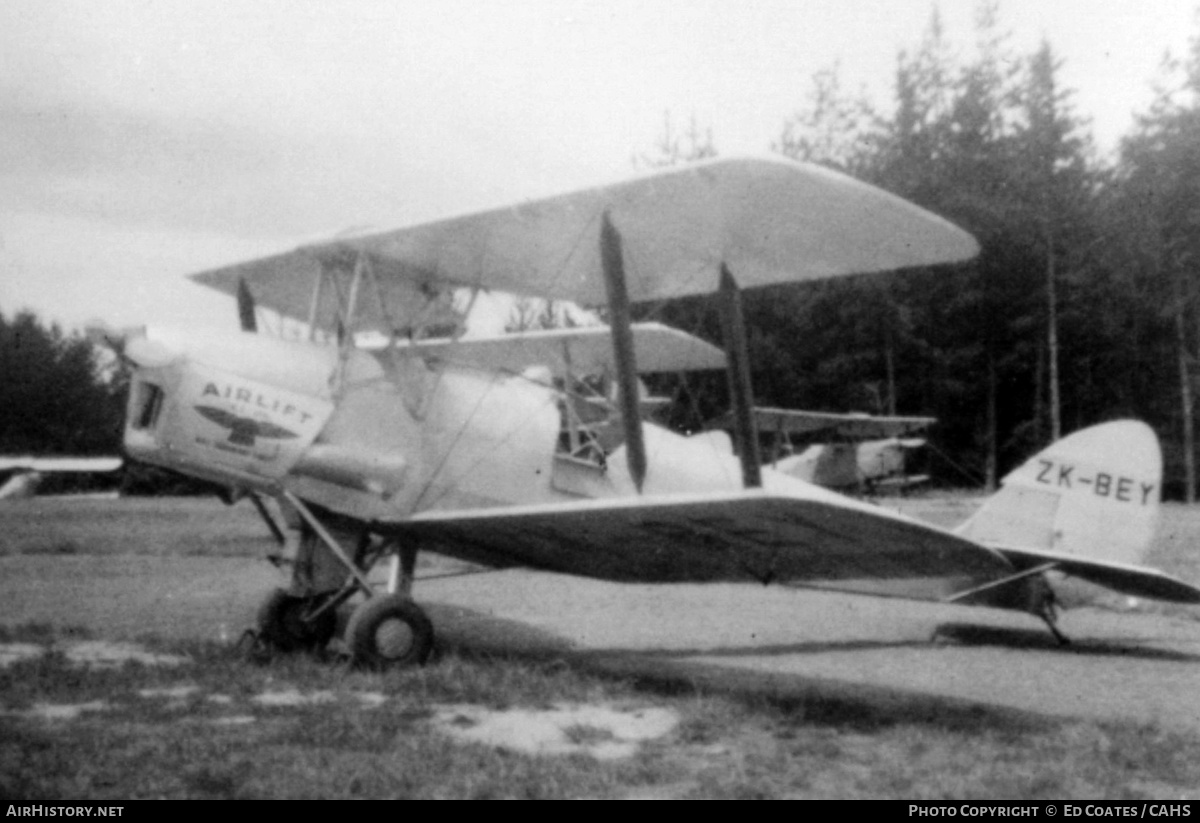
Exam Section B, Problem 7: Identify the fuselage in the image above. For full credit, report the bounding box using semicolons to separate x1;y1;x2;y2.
121;327;904;524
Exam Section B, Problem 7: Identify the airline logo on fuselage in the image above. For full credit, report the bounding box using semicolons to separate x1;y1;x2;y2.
193;381;320;449
193;405;299;447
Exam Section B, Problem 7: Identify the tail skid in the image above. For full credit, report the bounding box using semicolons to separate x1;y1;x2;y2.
946;562;1068;643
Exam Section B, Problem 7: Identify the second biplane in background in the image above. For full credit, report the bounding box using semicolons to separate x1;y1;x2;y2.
726;407;935;494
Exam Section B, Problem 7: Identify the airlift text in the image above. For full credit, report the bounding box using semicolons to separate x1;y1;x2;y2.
201;382;315;425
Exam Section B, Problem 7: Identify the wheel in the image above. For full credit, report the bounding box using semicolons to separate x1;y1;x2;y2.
256;588;338;653
346;594;434;669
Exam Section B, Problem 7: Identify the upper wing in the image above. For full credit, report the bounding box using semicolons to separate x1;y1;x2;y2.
0;456;122;473
744;407;936;440
385;489;1011;585
388;322;724;376
990;545;1200;604
191;155;978;330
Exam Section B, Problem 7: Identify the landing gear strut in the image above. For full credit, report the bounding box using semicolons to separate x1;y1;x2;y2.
252;491;436;669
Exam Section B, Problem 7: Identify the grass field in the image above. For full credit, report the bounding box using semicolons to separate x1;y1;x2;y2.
1;495;1198;799
0;496;275;559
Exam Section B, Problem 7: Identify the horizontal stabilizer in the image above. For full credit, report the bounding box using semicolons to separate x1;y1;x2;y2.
991;544;1200;604
192;155;978;331
383;322;724;376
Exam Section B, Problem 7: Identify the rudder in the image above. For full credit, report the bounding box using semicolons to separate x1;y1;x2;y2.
956;421;1160;567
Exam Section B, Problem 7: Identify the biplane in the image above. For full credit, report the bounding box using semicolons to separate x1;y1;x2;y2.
0;456;122;500
94;155;1199;666
721;407;935;493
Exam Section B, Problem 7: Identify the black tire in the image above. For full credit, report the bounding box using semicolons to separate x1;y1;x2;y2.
346;594;434;669
256;588;338;653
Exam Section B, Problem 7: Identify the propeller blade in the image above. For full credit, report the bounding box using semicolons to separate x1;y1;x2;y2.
237;277;258;333
85;320;125;353
84;322;176;368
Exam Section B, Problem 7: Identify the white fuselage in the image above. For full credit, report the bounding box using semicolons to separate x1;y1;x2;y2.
121;328;881;524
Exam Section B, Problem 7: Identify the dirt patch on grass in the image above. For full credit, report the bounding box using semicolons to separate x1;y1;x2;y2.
0;640;189;669
0;643;42;668
431;702;679;759
6;700;111;721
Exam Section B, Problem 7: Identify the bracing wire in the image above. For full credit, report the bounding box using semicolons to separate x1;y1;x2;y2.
405;208;608;511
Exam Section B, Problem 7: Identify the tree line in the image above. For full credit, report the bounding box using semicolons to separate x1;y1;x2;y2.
0;310;219;494
7;2;1200;497
638;3;1200;499
0;310;123;456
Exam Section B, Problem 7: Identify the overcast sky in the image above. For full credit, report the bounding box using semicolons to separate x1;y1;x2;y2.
2;0;1197;333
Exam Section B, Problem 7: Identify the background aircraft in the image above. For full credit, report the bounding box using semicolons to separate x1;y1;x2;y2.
0;456;122;501
95;155;1198;666
718;407;935;494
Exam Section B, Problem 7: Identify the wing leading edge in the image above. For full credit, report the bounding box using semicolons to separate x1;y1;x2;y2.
385;489;1012;586
192;155;979;331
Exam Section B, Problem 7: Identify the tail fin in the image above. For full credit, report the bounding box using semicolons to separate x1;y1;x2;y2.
956;421;1160;566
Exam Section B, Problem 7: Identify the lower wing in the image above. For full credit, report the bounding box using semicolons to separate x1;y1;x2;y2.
386;489;1012;586
0;457;122;472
